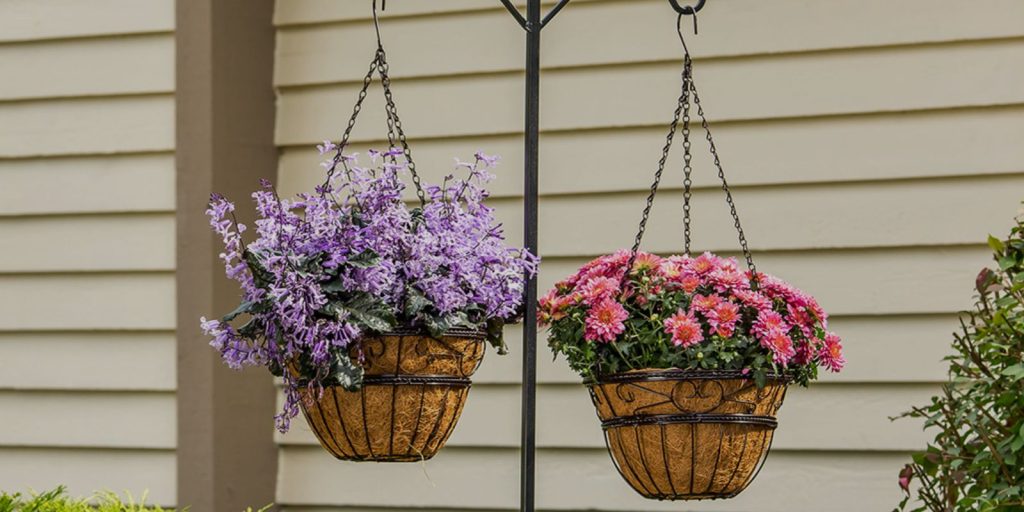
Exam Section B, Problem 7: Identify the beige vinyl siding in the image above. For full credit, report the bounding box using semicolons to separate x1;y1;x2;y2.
0;1;176;505
272;0;1024;510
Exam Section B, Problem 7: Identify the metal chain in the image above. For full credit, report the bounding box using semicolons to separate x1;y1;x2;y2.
321;56;378;191
318;44;428;207
680;55;694;256
379;50;399;152
624;12;759;289
376;47;427;207
689;78;759;284
620;63;692;290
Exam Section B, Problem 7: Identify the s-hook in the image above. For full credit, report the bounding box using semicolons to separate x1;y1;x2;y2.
670;0;703;33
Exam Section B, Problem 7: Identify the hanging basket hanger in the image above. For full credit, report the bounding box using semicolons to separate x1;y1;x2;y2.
320;0;428;207
622;4;759;289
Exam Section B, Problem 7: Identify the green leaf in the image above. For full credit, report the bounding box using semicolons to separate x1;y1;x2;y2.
222;301;255;322
330;352;363;391
486;317;508;355
425;315;450;339
404;288;431;317
1002;364;1024;381
244;250;275;289
322;295;397;333
999;256;1017;270
988;235;1006;254
348;249;380;268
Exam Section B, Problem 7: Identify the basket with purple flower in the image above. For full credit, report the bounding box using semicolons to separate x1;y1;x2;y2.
200;39;536;462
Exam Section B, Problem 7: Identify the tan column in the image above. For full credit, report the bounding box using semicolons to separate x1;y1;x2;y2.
176;0;278;510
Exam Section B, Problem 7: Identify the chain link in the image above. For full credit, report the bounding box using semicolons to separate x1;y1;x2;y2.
681;55;694;256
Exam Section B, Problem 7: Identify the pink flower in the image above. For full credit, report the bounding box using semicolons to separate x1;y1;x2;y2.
631;252;663;273
679;274;701;293
664;309;705;348
580;276;619;304
898;465;913;494
762;329;796;365
819;332;845;372
754;310;789;338
708;301;740;338
710;268;750;293
734;289;772;311
584;298;628;343
692;252;720;275
691;293;722;313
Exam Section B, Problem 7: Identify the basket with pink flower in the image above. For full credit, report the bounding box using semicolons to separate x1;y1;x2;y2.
539;29;844;500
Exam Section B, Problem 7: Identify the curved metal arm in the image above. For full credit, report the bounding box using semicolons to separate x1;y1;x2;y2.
669;0;705;15
500;0;571;31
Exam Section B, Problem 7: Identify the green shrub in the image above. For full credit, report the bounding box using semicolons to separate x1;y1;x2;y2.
894;211;1024;511
0;486;271;512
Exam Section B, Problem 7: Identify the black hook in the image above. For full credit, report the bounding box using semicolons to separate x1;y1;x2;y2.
370;0;382;49
669;0;705;15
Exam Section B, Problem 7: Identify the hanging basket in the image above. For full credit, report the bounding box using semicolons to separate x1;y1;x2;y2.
298;329;485;462
586;369;787;500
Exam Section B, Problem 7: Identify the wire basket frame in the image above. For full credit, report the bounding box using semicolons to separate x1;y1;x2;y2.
586;369;788;499
298;330;486;462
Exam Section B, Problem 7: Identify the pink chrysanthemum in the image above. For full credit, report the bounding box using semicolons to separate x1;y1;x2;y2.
580;276;620;304
710;268;750;293
708;301;741;338
632;252;663;273
762;329;796;365
692;252;720;275
664;309;705;348
734;289;773;312
754;310;789;338
819;332;845;372
691;293;722;313
584;298;628;343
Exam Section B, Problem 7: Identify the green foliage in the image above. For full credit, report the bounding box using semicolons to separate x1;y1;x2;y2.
0;486;171;512
0;486;272;512
894;211;1024;511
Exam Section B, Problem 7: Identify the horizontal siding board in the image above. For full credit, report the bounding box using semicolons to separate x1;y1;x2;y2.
0;391;175;449
0;0;174;43
276;0;1024;86
0;95;174;158
0;34;174;101
277;106;1024;200
527;175;1024;255
0;274;175;331
543;246;988;316
277;447;907;511
276;39;1024;144
0;214;175;272
0;153;175;215
472;314;955;385
0;448;175;506
0;332;175;391
277;383;933;451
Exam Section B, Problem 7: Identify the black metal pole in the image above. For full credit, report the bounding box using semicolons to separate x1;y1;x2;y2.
520;1;541;511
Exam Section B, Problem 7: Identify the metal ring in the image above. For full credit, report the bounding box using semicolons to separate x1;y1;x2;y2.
669;0;705;15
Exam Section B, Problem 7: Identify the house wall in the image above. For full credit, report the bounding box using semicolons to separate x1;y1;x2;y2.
0;0;177;505
271;1;1024;511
